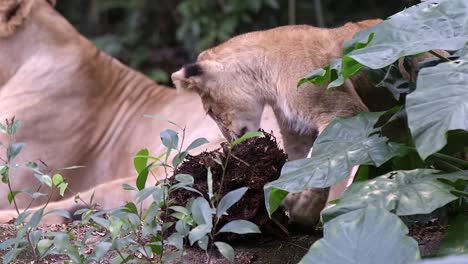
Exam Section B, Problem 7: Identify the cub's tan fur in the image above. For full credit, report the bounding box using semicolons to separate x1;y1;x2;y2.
172;19;383;226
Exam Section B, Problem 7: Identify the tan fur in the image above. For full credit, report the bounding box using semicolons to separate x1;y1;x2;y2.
172;20;384;226
0;0;282;221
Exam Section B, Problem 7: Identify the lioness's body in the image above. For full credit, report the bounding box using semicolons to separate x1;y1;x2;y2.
0;0;281;213
172;20;384;225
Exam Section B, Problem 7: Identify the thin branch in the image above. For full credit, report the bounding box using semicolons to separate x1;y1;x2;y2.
429;50;451;62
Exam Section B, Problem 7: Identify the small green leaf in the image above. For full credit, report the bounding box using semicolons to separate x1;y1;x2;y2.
217;187;248;218
168;233;184;250
28;208;44;228
122;184;136;191
265;188;288;217
123;202;139;215
0;165;8;183
7;191;19;204
218;220;261;234
231;131;264;146
7;142;24;161
15;211;32;225
188;224;212;245
160;129;179;150
169;206;190;216
37;239;53;255
8;120;21;136
173;151;188;168
35;174;52;187
45;209;71;219
197;235;209;251
57;182;68;197
29;230;42;246
92;242;112;260
176;219;190;237
185;138;210;152
214;241;235;263
134;148;149;173
175;173;194;185
136;162;153;190
52;174;64;186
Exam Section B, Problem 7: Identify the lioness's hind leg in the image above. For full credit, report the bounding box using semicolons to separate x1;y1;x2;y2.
281;187;329;228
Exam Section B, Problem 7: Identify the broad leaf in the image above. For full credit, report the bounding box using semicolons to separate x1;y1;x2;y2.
191;197;213;226
216;187;248;217
322;170;468;222
214;241;235;263
345;0;468;69
265;112;406;215
301;0;468;88
188;224;212;246
438;213;468;256
218;220;260;234
300;207;420;264
418;256;468;264
407;53;468;159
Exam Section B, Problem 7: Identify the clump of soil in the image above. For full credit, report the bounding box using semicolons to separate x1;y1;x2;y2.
171;130;289;238
408;220;448;257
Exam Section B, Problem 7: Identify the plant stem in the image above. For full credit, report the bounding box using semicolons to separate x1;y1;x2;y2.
115;248;128;264
432;152;468;168
429;50;451;62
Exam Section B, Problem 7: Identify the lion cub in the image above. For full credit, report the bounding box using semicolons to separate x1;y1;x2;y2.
172;19;382;226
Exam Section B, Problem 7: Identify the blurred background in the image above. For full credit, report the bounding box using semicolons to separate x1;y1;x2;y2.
56;0;419;86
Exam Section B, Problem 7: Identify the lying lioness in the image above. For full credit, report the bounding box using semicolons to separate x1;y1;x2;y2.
172;19;385;226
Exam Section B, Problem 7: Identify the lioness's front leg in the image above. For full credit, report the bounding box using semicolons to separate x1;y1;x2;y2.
279;126;317;160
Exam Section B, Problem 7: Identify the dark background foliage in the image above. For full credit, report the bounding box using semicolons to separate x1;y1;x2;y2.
56;0;419;85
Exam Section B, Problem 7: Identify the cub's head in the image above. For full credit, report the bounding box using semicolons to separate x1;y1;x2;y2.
171;49;267;141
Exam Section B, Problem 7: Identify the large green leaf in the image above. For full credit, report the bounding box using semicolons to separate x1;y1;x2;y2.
418;256;468;264
264;112;406;215
300;207;420;264
301;0;468;88
407;53;468;159
438;213;468;256
345;0;468;69
322;170;468;222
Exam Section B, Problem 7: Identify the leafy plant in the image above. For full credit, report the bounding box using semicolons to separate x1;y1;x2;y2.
1;119;262;263
0;118;75;263
265;0;468;261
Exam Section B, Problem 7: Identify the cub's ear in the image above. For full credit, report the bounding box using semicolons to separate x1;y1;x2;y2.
171;60;223;92
0;0;35;38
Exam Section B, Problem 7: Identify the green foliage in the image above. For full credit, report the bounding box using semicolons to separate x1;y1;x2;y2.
321;170;468;222
264;0;468;262
1;120;261;263
438;213;468;256
264;112;407;216
300;207;420;264
176;0;279;55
